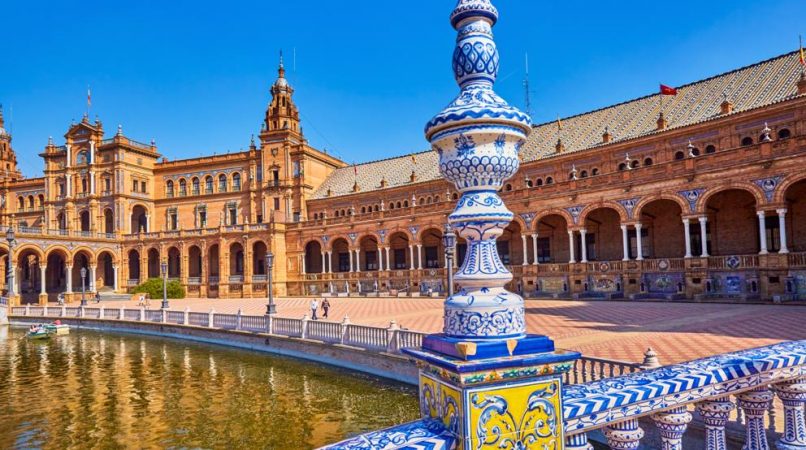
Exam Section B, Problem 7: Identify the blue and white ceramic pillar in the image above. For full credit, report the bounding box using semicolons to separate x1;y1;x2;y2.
404;1;579;449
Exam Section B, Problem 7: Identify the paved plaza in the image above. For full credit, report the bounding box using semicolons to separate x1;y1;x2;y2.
75;296;806;365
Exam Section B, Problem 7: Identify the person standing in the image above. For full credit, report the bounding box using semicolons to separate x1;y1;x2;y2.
322;298;331;319
310;298;319;321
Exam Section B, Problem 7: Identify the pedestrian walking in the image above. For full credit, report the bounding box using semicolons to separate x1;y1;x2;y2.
322;298;331;319
311;298;319;320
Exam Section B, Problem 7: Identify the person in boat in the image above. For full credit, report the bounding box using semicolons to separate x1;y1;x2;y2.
53;320;61;326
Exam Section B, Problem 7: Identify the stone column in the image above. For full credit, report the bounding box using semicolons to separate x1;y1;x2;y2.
301;255;306;274
520;234;528;265
699;216;709;257
683;218;693;258
777;209;789;254
580;229;588;263
416;244;423;270
757;211;768;255
736;386;774;450
348;249;354;273
40;265;47;295
604;419;644;450
696;397;734;450
408;245;415;270
531;233;539;265
635;223;644;261
568;230;576;263
327;251;333;273
89;265;97;292
621;224;630;261
66;264;73;293
355;250;361;273
651;406;692;450
772;378;806;450
377;248;383;271
385;247;391;271
321;252;326;273
112;265;119;292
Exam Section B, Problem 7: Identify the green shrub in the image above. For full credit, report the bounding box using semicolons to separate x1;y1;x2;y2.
131;278;185;299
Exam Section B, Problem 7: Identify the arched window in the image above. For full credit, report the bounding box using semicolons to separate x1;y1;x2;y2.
81;177;88;193
389;203;395;210
582;170;590;178
218;174;227;192
705;145;716;154
690;147;700;157
568;172;576;180
545;177;554;185
674;151;685;160
396;201;402;208
205;176;213;194
28;196;34;208
419;197;425;205
192;177;200;195
179;179;187;196
536;178;543;186
741;137;753;146
37;194;44;207
434;196;440;202
591;168;599;176
618;163;627;171
452;193;459;200
76;151;88;165
504;184;512;191
374;205;379;212
403;200;409;207
17;197;24;210
644;157;653;166
778;128;791;139
630;160;639;169
232;173;242;191
525;179;533;188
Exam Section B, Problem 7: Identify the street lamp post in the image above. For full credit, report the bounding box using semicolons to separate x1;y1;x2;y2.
80;267;87;306
5;227;15;298
442;223;456;297
265;252;276;315
161;261;169;309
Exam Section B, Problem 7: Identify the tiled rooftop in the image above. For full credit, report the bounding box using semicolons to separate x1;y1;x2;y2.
311;51;804;200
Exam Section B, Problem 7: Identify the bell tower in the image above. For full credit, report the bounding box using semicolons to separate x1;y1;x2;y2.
262;53;302;139
0;105;21;181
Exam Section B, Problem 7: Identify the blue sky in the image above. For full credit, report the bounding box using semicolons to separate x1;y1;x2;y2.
2;0;803;177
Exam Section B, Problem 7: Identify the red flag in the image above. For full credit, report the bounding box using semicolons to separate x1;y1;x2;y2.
660;84;678;96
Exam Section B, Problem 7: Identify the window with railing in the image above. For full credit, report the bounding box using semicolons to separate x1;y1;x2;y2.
232;173;241;191
166;180;174;197
218;174;227;192
192;178;200;195
205;176;213;194
179;179;187;196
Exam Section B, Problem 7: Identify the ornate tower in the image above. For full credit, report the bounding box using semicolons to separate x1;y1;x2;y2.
402;2;579;448
262;54;302;138
0;105;21;181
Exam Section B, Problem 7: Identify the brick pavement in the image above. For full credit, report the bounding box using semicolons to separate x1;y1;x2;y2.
78;296;806;365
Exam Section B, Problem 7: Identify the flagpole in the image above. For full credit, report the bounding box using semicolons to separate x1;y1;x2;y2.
659;82;663;117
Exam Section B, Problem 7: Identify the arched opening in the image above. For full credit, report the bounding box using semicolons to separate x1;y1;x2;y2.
72;251;92;293
421;228;444;269
147;248;160;278
16;249;42;303
705;189;759;256
56;212;66;230
359;236;379;271
208;244;220;284
80;210;91;233
192;177;200;195
229;243;244;279
330;238;350;272
639;200;684;258
97;252;115;290
741;137;753;146
131;205;148;233
583;208;622;261
232;173;242;191
304;241;323;273
705;144;717;154
188;246;202;279
785;179;806;252
535;215;570;263
674;151;685;161
218;174;227;192
777;128;791;140
179;179;187;196
45;250;68;295
389;232;410;270
104;208;114;234
167;247;181;279
128;250;141;283
166;180;175;197
253;241;267;276
499;222;523;265
205;176;213;194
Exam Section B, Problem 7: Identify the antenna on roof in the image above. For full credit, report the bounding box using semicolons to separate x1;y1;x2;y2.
523;53;533;117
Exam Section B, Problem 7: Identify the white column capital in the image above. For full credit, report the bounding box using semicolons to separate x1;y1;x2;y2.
634;222;643;230
681;217;690;225
698;216;708;223
777;208;788;216
756;210;767;218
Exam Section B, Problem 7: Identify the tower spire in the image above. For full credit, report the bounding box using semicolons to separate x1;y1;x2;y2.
278;50;285;79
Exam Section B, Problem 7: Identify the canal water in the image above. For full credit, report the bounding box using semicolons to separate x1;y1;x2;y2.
0;326;418;449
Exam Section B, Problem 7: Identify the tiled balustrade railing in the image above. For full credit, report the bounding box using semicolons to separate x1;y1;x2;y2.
6;304;639;384
321;340;806;450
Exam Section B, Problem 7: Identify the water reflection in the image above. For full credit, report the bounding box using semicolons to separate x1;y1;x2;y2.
0;328;418;449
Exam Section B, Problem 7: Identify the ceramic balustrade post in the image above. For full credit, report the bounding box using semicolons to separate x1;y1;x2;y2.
183;307;189;326
386;319;400;353
652;406;693;450
697;396;735;450
139;307;145;322
772;378;806;449
340;316;350;345
208;308;215;328
161;308;167;324
301;314;309;339
565;433;593;450
236;309;242;330
119;306;124;320
604;419;644;450
266;314;273;335
25;304;30;316
737;386;775;450
43;305;48;316
62;305;67;317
